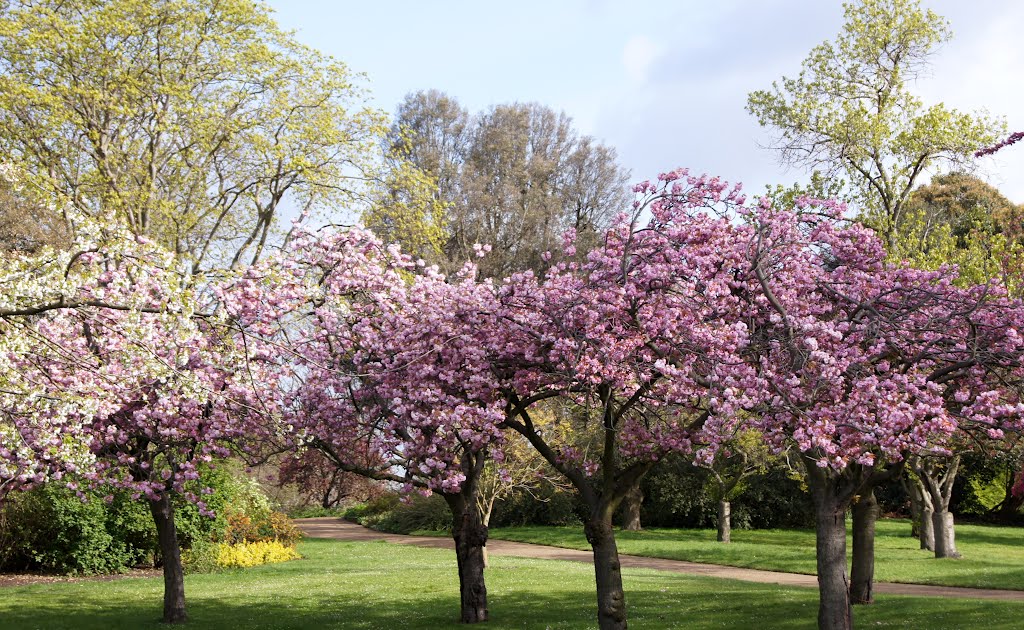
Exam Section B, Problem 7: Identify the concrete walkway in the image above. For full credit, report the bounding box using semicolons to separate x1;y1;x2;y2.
295;517;1024;602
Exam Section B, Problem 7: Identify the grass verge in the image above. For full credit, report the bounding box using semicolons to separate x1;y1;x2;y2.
1;536;1023;629
477;518;1024;590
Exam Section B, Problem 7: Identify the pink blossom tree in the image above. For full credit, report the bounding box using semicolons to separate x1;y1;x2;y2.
491;172;761;630
1;213;186;502
225;227;509;623
2;214;277;624
729;196;1024;628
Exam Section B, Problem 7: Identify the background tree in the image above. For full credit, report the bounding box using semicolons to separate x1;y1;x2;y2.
0;165;69;253
277;449;384;510
695;430;774;543
747;0;1003;248
369;90;631;278
0;0;384;272
891;172;1024;290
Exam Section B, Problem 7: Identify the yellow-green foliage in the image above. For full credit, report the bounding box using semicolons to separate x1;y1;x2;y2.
215;540;300;569
0;0;386;270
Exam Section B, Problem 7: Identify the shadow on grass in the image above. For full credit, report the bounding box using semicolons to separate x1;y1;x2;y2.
3;575;1023;630
0;584;805;630
4;537;1024;630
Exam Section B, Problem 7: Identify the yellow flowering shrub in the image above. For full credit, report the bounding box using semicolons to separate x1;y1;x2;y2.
215;540;300;569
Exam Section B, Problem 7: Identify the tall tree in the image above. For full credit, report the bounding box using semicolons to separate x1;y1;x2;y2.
0;164;69;253
747;0;1003;247
0;0;384;272
370;90;631;277
748;0;1006;604
891;172;1024;290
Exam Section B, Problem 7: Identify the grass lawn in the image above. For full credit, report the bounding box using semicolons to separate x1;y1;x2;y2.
2;537;1023;629
478;518;1024;590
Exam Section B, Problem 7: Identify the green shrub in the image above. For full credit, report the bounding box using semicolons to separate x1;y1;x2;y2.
490;485;585;527
181;538;221;575
0;460;299;576
363;494;451;534
344;493;399;523
0;485;133;575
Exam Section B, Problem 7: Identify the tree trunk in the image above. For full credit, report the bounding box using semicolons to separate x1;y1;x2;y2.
621;485;642;531
919;500;935;551
932;510;960;559
481;507;493;569
905;474;922;538
805;469;852;630
717;500;731;543
445;494;489;623
584;511;628;630
149;494;187;624
913;456;959;558
849;489;878;605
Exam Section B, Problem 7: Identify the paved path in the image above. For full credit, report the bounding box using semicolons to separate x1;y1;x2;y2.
296;517;1024;601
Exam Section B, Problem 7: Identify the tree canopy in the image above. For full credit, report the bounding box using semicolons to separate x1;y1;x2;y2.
747;0;1004;246
0;0;385;271
367;90;631;278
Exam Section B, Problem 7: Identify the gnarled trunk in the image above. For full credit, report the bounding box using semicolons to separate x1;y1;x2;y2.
585;510;627;630
717;500;731;543
849;489;878;605
932;510;960;559
621;485;642;531
444;493;489;623
913;456;958;559
149;494;187;624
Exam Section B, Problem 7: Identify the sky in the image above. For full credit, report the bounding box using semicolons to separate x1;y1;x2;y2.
266;0;1024;204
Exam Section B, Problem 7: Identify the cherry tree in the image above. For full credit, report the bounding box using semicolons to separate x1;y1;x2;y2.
225;227;508;623
1;211;177;501
2;209;278;624
490;172;761;630
730;196;1024;629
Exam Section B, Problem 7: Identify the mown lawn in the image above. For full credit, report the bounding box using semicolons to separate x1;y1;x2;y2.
480;518;1024;590
1;537;1023;629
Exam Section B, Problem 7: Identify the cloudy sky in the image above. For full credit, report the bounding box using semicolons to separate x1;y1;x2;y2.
267;0;1024;204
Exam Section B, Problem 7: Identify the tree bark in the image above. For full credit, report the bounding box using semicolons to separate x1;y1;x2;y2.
621;485;642;531
585;510;628;630
919;496;935;551
904;472;922;538
149;494;187;624
717;500;731;543
802;456;857;630
849;489;878;605
444;494;489;623
813;489;852;630
932;510;960;559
